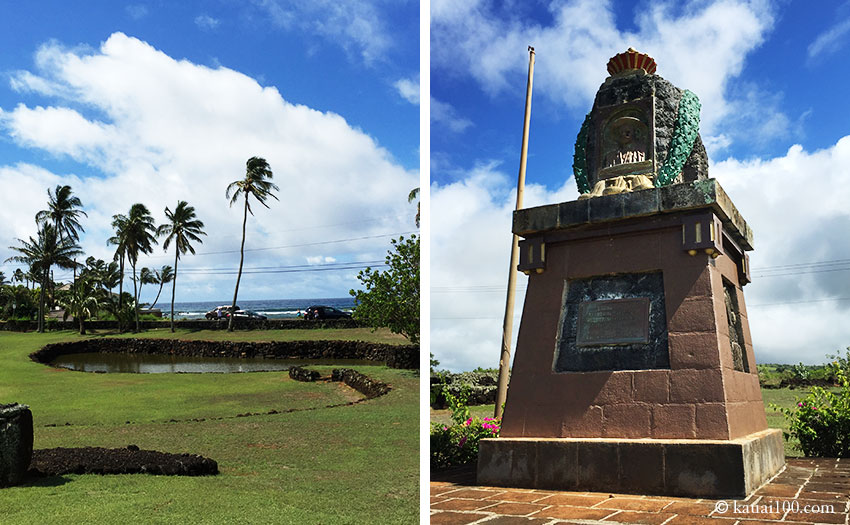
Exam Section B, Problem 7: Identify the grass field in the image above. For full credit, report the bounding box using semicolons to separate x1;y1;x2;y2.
0;329;418;524
430;387;823;458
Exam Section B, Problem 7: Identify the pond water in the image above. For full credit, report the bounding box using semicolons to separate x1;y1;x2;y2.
50;353;375;374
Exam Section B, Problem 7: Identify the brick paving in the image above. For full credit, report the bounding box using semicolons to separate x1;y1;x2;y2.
431;458;849;524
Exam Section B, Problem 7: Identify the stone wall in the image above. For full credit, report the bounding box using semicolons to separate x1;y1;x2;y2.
332;368;391;398
30;338;419;370
430;372;499;409
0;318;363;332
289;366;321;382
0;403;33;487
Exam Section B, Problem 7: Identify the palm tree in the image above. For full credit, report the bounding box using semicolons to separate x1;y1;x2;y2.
12;269;25;287
149;265;174;310
157;201;206;332
113;204;158;332
102;261;121;296
408;187;420;228
36;185;87;282
225;157;278;332
6;224;82;332
0;271;6;286
58;274;100;335
107;213;129;330
139;267;158;309
35;185;87;241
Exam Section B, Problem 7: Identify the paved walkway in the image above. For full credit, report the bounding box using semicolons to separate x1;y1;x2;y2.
431;459;849;524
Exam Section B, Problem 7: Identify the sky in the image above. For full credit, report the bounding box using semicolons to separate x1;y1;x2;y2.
0;0;419;305
431;0;850;370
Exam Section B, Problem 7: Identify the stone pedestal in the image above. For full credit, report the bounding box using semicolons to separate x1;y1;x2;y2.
0;403;33;487
479;180;785;498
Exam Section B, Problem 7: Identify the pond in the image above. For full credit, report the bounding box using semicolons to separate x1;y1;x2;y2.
50;353;375;374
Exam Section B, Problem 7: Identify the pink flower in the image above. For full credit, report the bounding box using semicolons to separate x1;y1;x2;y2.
458;436;467;447
464;418;472;426
798;402;803;407
443;426;448;431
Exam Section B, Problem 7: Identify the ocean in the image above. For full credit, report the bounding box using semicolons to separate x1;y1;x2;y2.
159;297;355;319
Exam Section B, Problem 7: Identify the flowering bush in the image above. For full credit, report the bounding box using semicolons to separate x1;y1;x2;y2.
775;361;850;457
430;416;501;469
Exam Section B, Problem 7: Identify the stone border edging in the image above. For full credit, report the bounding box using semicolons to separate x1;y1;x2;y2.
332;368;391;398
29;338;419;370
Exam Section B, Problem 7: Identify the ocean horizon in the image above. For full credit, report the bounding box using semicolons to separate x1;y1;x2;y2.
155;297;355;319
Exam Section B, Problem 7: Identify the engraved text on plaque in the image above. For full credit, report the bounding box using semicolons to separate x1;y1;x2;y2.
576;297;650;346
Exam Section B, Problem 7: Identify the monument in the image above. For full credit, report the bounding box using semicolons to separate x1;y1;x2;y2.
478;49;785;497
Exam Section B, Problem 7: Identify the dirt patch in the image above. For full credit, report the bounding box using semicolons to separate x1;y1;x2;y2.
28;446;218;477
335;382;365;403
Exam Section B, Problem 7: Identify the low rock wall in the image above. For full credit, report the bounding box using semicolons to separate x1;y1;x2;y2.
0;403;33;487
1;318;363;332
288;366;321;382
31;338;419;370
332;368;391;398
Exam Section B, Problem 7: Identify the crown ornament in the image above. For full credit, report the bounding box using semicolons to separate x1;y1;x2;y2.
606;48;657;76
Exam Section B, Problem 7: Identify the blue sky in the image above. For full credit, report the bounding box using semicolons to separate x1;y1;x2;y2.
431;0;850;369
0;1;419;304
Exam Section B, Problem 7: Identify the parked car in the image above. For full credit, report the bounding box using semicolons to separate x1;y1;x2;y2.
304;305;352;320
205;305;239;320
231;310;267;320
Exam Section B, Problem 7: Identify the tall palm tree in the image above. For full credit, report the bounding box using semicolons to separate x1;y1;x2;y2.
102;261;122;297
139;267;158;308
0;271;6;286
149;265;174;310
225;157;278;332
115;204;158;332
6;224;82;332
36;185;87;241
36;185;87;282
157;201;206;332
107;214;129;331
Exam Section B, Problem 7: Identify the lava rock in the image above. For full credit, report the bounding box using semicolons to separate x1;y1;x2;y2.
29;447;218;477
288;366;320;382
0;403;33;487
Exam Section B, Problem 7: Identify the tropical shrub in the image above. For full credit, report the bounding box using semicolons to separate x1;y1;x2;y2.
430;378;501;469
430;371;499;409
430;417;501;469
350;235;419;344
776;360;850;457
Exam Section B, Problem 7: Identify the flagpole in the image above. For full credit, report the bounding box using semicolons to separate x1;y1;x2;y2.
495;46;535;419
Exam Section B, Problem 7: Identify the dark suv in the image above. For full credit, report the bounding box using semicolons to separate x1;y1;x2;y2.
304;305;352;320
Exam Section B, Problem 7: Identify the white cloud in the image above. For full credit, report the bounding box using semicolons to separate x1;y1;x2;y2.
254;0;391;64
431;162;577;371
394;76;419;105
431;0;779;147
126;5;148;20
431;97;472;133
431;137;850;371
195;14;221;30
0;33;417;301
807;17;850;61
306;256;337;264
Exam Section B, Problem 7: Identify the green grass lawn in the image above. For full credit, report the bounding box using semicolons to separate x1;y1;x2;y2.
431;387;825;458
0;329;418;524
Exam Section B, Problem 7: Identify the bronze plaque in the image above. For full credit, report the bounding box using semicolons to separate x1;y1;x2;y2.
576;297;650;346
